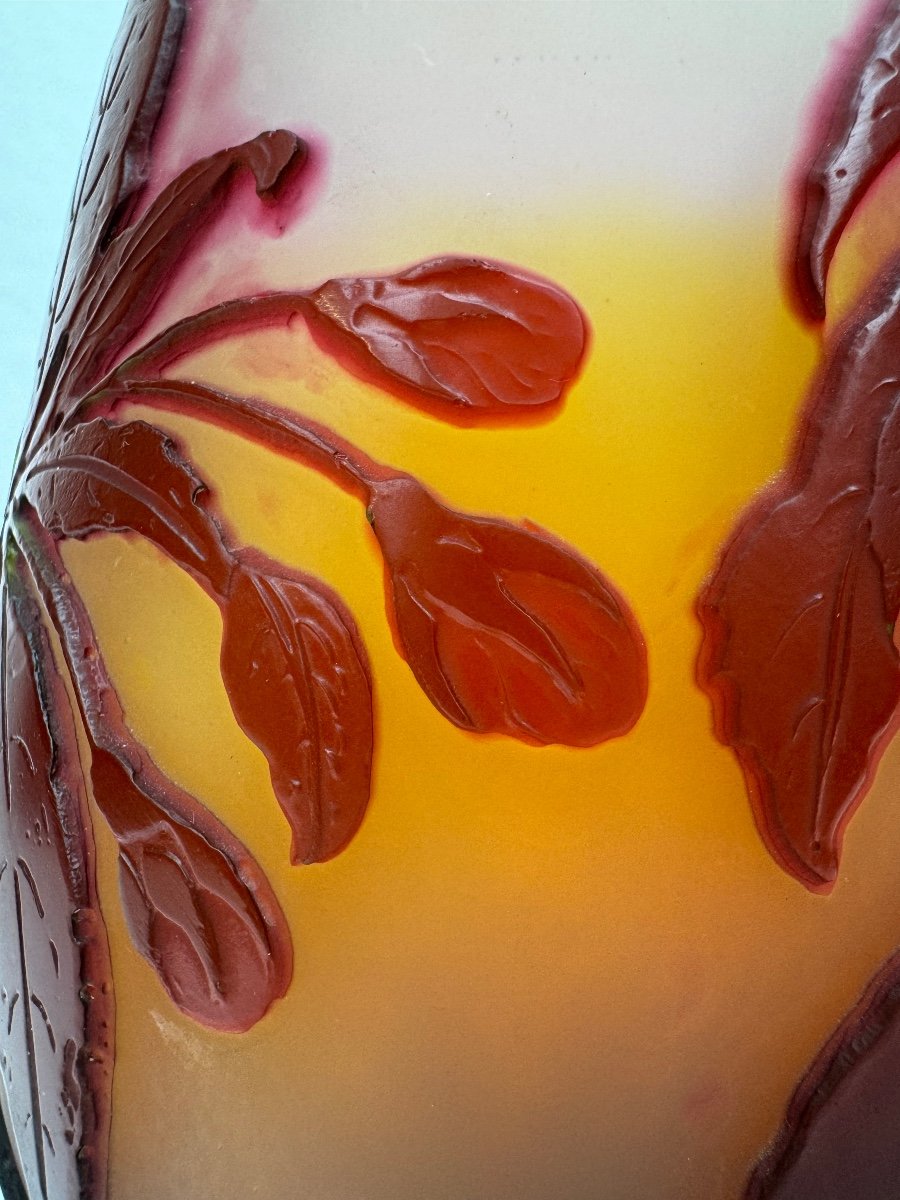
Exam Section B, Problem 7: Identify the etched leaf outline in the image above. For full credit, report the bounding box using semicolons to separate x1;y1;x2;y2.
0;3;187;1195
697;270;900;892
0;552;114;1200
368;474;648;745
24;417;374;868
11;515;294;1038
86;370;647;749
697;0;900;894
743;946;900;1198
24;417;232;593
221;549;373;865
7;116;647;990
10;111;645;871
792;0;900;319
22;0;186;467
21;116;308;477
59;128;307;407
303;256;588;417
99;252;590;425
4;0;648;1192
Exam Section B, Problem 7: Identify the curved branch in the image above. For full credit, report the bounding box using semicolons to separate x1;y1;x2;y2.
10;510;294;1033
86;376;387;504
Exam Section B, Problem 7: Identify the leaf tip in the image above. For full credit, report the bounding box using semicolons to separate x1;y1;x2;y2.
746;772;842;895
249;130;309;199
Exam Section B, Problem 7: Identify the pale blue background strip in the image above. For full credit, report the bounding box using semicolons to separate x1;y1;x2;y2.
1;0;126;498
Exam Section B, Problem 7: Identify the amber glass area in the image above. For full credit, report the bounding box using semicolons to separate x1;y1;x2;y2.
8;3;900;1199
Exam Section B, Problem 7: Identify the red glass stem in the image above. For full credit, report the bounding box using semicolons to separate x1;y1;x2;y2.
109;293;314;382
85;375;389;506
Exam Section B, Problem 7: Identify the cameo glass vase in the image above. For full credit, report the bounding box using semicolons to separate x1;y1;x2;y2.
6;1;900;1197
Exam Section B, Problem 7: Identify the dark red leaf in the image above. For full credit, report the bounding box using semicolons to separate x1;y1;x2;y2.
13;520;293;1034
25;413;375;866
62;129;307;400
24;124;307;471
220;549;374;865
745;948;900;1199
0;554;114;1200
794;0;900;319
368;474;647;746
870;384;900;613
304;256;587;418
23;0;185;465
25;417;233;598
697;268;900;892
92;750;292;1034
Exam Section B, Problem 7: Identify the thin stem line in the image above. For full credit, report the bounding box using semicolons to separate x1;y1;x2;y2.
83;377;392;505
13;875;48;1200
108;293;315;384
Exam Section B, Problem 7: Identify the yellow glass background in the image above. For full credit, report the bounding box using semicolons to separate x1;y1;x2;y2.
38;1;900;1196
58;198;900;1198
